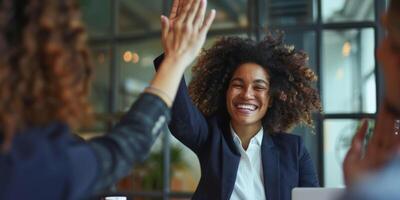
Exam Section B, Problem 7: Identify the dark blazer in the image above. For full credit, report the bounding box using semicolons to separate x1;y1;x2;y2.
0;93;170;200
154;55;319;200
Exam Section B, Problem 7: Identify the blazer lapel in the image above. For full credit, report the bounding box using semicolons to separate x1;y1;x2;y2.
262;131;280;200
220;117;241;200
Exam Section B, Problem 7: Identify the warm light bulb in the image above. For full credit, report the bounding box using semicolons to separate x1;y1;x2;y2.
342;41;351;57
132;52;140;64
123;51;132;62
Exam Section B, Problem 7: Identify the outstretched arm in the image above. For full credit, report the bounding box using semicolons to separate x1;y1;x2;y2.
84;0;215;194
154;54;211;154
152;0;217;154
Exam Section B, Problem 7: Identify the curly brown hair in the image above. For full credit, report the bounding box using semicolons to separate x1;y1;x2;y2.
189;32;322;133
0;0;92;149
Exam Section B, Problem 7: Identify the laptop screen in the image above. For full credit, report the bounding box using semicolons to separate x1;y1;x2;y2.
292;188;345;200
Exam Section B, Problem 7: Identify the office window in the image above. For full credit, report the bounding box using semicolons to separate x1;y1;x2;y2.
321;0;374;23
323;119;374;187
209;0;248;29
263;0;317;26
116;39;162;112
80;0;112;37
118;0;162;35
322;29;376;114
90;44;111;114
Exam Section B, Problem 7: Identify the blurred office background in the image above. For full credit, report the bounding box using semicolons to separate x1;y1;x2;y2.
79;0;387;199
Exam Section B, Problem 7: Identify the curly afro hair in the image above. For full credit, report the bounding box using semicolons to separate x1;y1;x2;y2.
188;32;322;133
0;0;93;149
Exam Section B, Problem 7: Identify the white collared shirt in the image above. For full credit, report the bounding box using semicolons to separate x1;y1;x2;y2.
230;125;266;200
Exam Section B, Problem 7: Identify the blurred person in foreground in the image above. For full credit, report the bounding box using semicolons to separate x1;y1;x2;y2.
343;0;400;199
0;0;215;199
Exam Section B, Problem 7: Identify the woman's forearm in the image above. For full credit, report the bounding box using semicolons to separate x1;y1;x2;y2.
146;57;187;107
88;93;171;193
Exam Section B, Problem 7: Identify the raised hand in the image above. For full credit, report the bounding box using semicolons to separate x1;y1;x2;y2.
343;112;400;186
146;0;215;107
343;120;369;186
161;0;216;68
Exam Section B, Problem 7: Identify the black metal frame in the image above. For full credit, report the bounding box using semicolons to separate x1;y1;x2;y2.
87;0;388;198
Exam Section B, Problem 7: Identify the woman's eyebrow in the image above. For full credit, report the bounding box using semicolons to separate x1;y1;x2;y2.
254;79;269;85
230;77;244;83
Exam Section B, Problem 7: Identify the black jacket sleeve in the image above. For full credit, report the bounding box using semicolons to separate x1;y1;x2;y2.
87;93;171;193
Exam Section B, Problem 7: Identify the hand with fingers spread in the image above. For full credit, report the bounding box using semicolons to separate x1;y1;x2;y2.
343;109;400;186
343;120;370;186
160;0;216;68
145;0;215;107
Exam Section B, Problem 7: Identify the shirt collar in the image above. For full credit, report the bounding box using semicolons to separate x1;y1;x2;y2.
230;123;264;148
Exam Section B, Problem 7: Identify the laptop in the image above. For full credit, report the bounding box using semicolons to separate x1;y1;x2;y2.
292;188;345;200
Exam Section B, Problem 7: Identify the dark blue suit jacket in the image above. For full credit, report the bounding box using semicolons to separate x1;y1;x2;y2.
0;93;170;200
154;55;319;200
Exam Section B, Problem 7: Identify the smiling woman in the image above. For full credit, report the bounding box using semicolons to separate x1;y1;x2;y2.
154;32;322;200
226;63;271;149
190;33;321;133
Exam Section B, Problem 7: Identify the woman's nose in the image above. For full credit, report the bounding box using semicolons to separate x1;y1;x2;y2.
241;86;255;99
